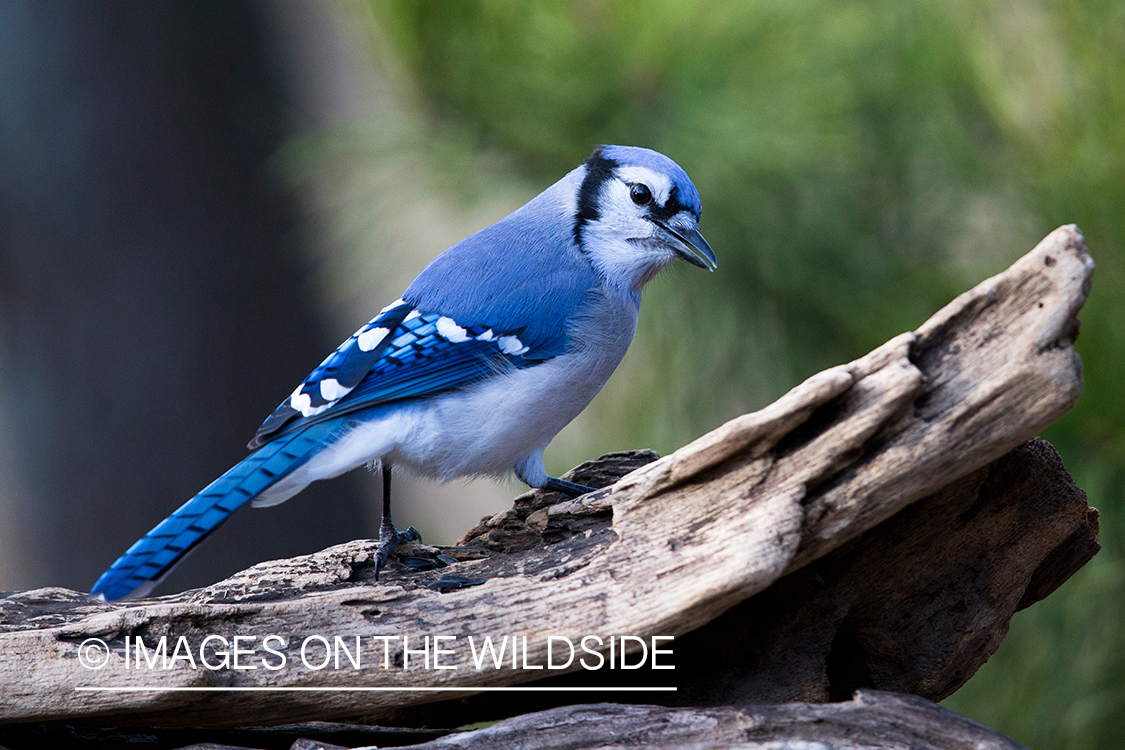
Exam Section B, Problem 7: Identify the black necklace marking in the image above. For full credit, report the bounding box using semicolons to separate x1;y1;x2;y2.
573;147;619;248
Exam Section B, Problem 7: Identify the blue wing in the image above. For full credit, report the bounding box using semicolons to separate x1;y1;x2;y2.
248;301;413;448
250;212;599;448
247;303;564;448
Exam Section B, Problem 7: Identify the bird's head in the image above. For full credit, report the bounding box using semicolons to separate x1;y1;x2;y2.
573;145;716;293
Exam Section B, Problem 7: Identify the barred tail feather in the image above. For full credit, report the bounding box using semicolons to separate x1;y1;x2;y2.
90;420;344;602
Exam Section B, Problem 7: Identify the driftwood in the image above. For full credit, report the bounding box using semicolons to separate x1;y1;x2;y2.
391;691;1032;750
0;691;1029;749
389;435;1096;729
0;226;1097;741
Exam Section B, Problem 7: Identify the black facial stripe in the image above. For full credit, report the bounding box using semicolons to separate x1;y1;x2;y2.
573;147;619;247
647;185;693;222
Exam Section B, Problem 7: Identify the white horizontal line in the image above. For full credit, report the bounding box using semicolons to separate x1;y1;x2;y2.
76;686;676;693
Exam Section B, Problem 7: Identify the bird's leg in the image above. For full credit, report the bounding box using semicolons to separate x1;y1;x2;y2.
373;464;421;581
516;454;597;498
543;476;597;497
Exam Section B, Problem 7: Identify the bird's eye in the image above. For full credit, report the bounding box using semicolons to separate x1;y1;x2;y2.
630;184;653;206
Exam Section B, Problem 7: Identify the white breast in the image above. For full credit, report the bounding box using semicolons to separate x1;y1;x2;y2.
391;284;640;480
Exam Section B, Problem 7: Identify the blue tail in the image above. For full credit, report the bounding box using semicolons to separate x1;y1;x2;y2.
91;420;344;602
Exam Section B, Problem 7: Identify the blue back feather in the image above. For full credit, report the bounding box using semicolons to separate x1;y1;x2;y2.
403;187;599;351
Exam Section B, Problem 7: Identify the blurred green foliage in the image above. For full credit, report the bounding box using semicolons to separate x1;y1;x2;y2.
313;1;1124;746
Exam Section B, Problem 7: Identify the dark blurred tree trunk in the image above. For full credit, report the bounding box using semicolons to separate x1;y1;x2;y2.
0;1;369;594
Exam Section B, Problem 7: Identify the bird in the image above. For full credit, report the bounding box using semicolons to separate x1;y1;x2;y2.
90;145;716;602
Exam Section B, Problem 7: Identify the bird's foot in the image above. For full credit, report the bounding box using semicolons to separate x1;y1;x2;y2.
374;522;422;581
543;477;597;497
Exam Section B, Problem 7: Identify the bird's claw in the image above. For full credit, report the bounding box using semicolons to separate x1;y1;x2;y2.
374;524;423;581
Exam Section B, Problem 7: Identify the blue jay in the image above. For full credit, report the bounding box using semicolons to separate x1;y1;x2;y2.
91;145;716;602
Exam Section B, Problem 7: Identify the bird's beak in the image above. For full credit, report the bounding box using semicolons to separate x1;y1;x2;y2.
652;218;718;271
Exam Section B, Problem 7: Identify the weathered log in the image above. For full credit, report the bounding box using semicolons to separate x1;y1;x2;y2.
0;225;1095;728
0;719;449;750
0;691;1028;749
386;691;1030;750
380;436;1096;727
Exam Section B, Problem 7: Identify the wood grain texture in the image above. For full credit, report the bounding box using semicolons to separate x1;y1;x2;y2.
0;690;1029;749
387;437;1096;729
390;691;1030;750
0;226;1095;729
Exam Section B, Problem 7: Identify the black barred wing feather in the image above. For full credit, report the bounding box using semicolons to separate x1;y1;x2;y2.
249;301;544;449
